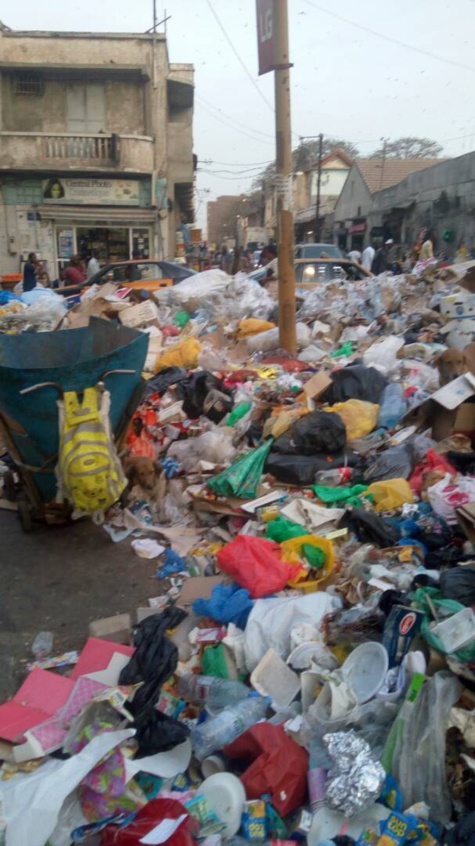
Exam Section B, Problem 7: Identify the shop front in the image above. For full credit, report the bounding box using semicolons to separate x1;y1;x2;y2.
53;222;153;276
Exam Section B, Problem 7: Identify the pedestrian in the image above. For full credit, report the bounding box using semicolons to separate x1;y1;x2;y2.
371;239;393;275
361;242;376;272
23;252;39;292
86;250;100;279
419;232;434;261
348;248;362;263
63;255;86;286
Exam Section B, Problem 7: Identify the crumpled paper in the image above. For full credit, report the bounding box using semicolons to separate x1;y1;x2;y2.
324;730;385;817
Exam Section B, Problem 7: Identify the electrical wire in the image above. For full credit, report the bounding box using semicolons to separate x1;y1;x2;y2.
196;95;274;142
196;98;275;146
199;169;261;181
205;158;275;166
205;0;274;113
200;164;273;175
301;0;475;73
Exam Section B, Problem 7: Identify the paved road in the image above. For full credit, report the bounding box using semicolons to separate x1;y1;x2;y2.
0;510;159;701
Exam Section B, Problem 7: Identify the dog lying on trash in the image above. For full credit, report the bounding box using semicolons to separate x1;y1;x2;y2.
121;455;167;523
407;348;473;441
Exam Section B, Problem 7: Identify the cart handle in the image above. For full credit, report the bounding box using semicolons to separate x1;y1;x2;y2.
20;369;136;396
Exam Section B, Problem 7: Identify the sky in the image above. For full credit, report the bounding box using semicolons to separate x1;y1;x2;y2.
4;0;475;230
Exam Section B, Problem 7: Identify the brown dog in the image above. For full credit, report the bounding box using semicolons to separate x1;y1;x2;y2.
122;455;167;522
434;349;469;387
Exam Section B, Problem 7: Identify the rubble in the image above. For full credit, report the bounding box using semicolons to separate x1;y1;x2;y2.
1;261;475;845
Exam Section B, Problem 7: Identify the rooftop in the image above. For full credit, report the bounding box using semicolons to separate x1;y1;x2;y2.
355;158;443;194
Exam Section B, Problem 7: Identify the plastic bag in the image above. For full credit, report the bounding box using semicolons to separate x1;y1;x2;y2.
246;322;311;354
413;587;475;663
378;383;407;430
292;410;347;455
386;672;461;826
338;508;399;547
363;335;405;375
281;534;335;586
217;535;292;598
179;371;233;421
408;448;456;495
265;451;360;486
326;400;379;441
313;483;368;504
207;439;273;499
266;516;307;542
365;479;414;512
224;723;309;816
168;430;236;472
244;592;338;671
440;567;475;606
164;268;230;303
101;798;199;846
237;318;276;337
323;364;388;405
364;443;414;483
142;366;188;397
428;474;475;524
193;582;254;629
155;337;201;371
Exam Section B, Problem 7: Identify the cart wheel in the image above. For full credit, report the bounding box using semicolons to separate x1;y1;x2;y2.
2;471;16;501
18;500;33;533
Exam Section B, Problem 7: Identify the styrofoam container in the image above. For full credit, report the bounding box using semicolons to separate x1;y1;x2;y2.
432;607;475;653
200;773;246;837
440;293;475;319
313;642;389;727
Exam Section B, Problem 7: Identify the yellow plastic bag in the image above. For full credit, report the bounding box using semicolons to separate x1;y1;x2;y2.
237;318;276;338
326;399;379;440
155;337;201;371
281;534;335;590
366;478;414;512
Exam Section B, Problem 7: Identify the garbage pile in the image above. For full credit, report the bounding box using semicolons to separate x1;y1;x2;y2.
2;262;475;846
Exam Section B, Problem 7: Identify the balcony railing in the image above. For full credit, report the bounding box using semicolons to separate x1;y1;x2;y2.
43;135;114;161
0;132;155;173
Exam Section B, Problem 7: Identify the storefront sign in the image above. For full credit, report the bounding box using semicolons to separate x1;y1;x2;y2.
348;222;367;234
42;178;140;206
256;0;275;75
58;229;74;258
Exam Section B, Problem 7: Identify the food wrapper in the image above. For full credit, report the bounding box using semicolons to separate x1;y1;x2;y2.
324;730;385;818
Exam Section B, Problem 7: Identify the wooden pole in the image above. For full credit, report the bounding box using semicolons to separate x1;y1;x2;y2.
274;0;296;354
315;132;323;241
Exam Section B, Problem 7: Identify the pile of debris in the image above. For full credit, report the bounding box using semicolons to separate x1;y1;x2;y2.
1;261;475;846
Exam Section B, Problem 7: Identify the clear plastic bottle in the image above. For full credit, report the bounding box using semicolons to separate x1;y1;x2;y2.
31;631;53;659
191;696;268;760
314;467;352;487
377;382;407;430
178;674;250;711
308;741;332;812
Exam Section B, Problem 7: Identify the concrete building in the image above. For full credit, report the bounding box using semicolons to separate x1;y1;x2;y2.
367;151;475;255
294;150;353;243
333;158;441;252
0;26;194;279
206;195;248;247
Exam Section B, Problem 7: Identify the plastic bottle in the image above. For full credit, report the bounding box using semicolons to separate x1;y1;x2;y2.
308;741;332;812
191;696;268;759
314;467;352;487
31;631;53;659
377;382;407;430
178;674;251;711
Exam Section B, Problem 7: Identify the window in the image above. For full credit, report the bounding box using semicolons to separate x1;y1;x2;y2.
66;84;106;133
14;73;43;95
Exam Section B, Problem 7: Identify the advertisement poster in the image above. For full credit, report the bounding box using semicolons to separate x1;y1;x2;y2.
58;229;74;258
43;178;140;206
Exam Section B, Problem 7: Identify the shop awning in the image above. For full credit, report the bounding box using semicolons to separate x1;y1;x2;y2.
37;205;158;223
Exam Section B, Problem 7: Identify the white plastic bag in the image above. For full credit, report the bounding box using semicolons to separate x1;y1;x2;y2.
363;336;405;376
247;322;311;354
427;474;475;524
167;429;236;472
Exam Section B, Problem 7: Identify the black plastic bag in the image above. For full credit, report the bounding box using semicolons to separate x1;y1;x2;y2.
282;410;347;456
323;363;387;404
119;606;187;718
143;366;188;397
338;508;399;548
179;371;233;421
364;444;414;483
440;566;475;605
446;812;475;846
447;451;475;475
133;709;190;758
265;450;360;486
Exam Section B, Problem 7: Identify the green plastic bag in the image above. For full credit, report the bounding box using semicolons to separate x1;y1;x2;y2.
173;310;190;328
312;483;368;504
207;439;273;499
266;516;307;543
227;402;252;427
412;586;475;663
301;543;325;568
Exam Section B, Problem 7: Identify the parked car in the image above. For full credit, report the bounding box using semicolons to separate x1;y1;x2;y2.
57;260;196;297
294;243;343;259
246;257;370;289
252;249;262;268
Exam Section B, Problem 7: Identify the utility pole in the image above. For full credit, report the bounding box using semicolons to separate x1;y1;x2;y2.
379;137;387;190
315;132;323;242
273;0;296;354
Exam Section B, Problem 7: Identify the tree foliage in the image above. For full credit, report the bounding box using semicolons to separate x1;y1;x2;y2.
369;137;444;159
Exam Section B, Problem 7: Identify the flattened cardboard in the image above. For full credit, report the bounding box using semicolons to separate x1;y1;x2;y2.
302;371;332;400
456;502;475;544
177;575;224;608
431;372;475;410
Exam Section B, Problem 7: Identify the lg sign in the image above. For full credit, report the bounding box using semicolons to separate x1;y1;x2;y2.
256;0;275;75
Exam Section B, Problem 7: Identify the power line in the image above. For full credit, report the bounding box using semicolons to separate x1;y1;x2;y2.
205;0;274;112
206;158;274;166
196;95;274;141
200;164;272;175
301;0;475;73
196;98;274;146
199;169;262;181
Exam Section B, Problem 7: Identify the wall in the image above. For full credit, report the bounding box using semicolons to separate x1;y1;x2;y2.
367;152;475;254
310;167;350;199
333;164;371;223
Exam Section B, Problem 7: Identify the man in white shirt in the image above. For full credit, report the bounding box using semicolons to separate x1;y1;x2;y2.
348;249;362;263
361;243;375;271
87;251;100;279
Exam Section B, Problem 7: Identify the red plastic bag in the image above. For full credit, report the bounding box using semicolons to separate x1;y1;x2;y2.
224;723;309;816
217;536;293;598
409;449;456;495
101;799;198;846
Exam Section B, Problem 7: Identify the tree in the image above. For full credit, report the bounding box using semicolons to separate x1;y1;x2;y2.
370;137;443;159
293;137;359;171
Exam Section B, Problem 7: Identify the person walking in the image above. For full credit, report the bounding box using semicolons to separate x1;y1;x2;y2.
371;239;393;275
87;250;100;279
361;243;375;272
23;252;39;292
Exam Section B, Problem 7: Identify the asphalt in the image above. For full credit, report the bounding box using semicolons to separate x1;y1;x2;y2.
0;509;160;701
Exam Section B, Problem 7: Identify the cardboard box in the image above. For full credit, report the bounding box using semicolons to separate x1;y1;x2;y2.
88;613;131;644
456;502;475;543
440;292;475;319
118;300;161;328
